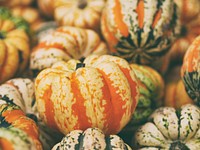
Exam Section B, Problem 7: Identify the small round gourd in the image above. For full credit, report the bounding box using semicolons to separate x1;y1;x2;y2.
52;128;132;150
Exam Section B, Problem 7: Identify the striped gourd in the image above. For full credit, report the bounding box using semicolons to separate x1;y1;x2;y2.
134;104;200;149
0;7;31;84
52;128;132;150
30;26;108;73
0;103;42;150
181;35;200;106
101;0;180;64
35;55;139;135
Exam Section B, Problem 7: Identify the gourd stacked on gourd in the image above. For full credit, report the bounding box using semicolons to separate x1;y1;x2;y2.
164;65;193;109
52;127;132;150
101;0;180;65
181;35;200;106
0;7;31;84
169;0;200;63
53;0;106;32
35;54;139;135
0;103;42;150
30;26;108;73
134;104;200;149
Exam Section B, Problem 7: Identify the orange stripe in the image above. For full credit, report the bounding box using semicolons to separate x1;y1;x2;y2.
152;9;162;29
71;73;92;130
43;85;58;130
136;0;144;29
98;70;126;134
113;0;129;37
33;42;65;52
3;110;25;122
119;67;138;113
0;138;13;150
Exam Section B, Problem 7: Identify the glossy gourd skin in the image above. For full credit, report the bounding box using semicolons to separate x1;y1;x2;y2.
101;0;180;65
30;26;108;72
181;35;200;106
0;7;31;84
54;0;106;32
134;104;200;149
35;55;139;135
0;104;42;150
52;128;132;150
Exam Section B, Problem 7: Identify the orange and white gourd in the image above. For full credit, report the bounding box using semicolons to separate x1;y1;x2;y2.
54;0;106;32
101;0;180;64
0;7;31;84
30;26;108;72
35;55;139;135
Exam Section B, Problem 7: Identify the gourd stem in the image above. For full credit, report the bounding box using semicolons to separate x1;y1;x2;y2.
76;63;85;70
170;141;190;150
78;0;87;9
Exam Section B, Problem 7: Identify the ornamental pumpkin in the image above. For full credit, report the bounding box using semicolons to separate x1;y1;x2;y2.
101;0;180;65
30;26;108;73
168;1;200;64
181;35;200;106
0;78;63;150
0;7;31;84
0;0;33;7
134;104;200;149
52;127;132;150
35;54;139;135
164;65;193;109
11;6;44;31
54;0;106;32
0;78;37;115
0;103;42;150
174;0;200;23
37;0;54;19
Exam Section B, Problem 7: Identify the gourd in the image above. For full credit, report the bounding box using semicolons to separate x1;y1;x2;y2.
134;104;200;149
54;0;106;32
101;0;180;65
37;0;54;19
0;7;31;84
0;103;42;150
164;65;193;109
52;127;132;150
35;54;139;135
0;0;33;7
181;35;200;106
30;26;108;73
168;0;200;63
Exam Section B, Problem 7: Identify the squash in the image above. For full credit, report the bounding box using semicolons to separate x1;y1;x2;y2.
174;0;200;23
134;104;200;149
168;0;200;64
37;0;54;19
52;127;132;150
101;0;180;65
0;0;33;7
0;103;42;150
11;6;44;31
0;7;31;84
0;78;63;150
0;78;37;115
164;65;193;109
54;0;106;32
35;54;139;135
30;26;108;73
181;35;200;106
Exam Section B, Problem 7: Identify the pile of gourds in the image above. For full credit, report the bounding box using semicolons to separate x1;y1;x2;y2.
0;0;200;149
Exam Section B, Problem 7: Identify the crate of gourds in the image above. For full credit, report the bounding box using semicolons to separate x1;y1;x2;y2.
0;0;200;149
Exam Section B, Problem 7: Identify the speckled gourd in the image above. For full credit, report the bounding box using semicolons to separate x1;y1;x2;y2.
134;104;200;149
101;0;180;65
35;54;139;135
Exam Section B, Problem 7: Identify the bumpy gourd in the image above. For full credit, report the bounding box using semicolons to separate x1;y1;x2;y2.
101;0;180;64
35;54;139;135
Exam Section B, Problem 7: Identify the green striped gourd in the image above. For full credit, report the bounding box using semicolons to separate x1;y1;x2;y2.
134;104;200;149
52;128;132;150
